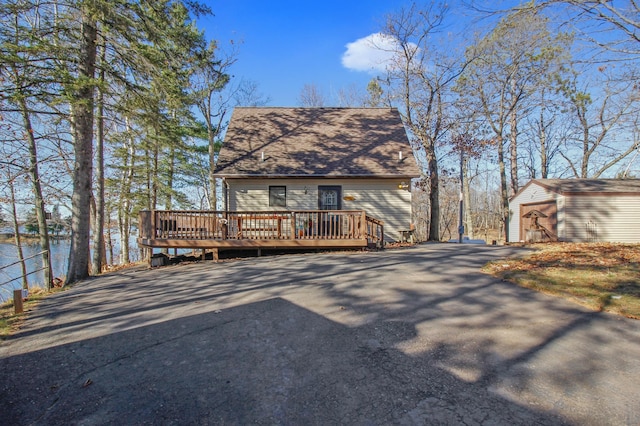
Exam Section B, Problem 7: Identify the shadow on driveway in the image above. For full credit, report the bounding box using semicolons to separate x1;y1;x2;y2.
1;244;638;425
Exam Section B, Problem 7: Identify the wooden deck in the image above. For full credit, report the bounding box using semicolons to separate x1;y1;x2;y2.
138;210;384;259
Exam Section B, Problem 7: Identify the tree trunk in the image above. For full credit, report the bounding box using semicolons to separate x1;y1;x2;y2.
106;211;113;265
66;12;97;284
161;145;175;254
580;114;590;178
207;115;217;210
145;143;152;209
573;100;591;178
118;118;136;265
509;104;519;196
462;156;474;239
497;135;510;242
426;144;440;241
18;95;53;290
8;177;28;290
120;211;131;265
117;206;130;265
91;38;106;275
150;121;160;210
539;90;548;178
167;147;175;210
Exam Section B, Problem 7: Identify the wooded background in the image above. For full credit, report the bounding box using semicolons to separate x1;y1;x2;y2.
1;1;638;285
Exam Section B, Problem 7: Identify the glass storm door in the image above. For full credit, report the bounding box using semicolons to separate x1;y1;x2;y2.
318;186;342;210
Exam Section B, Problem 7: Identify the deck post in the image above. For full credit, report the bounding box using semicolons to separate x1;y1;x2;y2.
291;212;296;240
13;289;23;314
212;248;219;262
151;210;156;239
222;211;228;239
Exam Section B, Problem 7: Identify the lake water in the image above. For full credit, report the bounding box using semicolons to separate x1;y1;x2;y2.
0;236;143;303
0;240;70;303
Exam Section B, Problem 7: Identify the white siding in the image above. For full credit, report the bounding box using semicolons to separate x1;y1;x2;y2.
564;195;640;243
557;196;566;241
511;181;640;243
226;178;412;241
508;182;560;242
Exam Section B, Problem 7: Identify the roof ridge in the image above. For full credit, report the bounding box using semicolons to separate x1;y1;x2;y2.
216;107;419;177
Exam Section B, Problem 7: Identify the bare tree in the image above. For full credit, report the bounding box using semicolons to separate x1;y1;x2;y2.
336;83;364;107
456;5;569;241
381;2;465;241
298;83;325;107
233;79;271;107
539;1;640;57
557;66;640;177
192;42;234;210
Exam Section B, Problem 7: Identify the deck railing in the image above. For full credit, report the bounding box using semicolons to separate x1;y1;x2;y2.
139;210;383;246
365;215;384;248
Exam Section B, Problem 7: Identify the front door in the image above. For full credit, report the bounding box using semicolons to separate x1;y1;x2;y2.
318;186;342;210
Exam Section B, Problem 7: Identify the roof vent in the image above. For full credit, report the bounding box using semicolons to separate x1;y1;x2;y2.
261;151;265;162
398;151;403;162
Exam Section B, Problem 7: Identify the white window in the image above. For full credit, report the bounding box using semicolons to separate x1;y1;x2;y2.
269;186;286;207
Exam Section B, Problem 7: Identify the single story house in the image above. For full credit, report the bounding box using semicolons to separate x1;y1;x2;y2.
213;107;421;242
508;178;640;243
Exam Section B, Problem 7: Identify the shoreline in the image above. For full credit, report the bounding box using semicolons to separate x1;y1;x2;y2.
0;235;70;244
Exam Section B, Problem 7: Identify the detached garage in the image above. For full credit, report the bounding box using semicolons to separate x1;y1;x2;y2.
509;179;640;243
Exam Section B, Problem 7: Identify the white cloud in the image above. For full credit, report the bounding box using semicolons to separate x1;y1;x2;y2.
341;32;417;74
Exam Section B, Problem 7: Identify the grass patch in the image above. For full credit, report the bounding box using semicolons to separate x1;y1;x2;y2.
483;243;640;319
0;288;49;340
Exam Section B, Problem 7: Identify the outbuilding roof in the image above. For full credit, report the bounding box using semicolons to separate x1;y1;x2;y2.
515;178;640;198
214;107;421;178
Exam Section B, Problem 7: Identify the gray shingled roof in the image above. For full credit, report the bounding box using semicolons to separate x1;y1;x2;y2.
533;178;640;194
214;107;421;178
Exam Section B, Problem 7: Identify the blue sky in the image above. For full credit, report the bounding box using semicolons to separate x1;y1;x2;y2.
200;0;417;106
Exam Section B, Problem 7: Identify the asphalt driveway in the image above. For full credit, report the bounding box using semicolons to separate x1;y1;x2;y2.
1;244;639;425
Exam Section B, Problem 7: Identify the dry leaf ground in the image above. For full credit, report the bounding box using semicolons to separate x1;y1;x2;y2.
483;242;640;319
